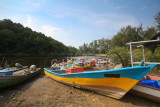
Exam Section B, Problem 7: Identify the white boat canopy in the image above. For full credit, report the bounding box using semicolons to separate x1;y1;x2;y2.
127;33;160;66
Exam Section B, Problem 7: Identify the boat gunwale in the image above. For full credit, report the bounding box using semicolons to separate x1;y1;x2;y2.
136;74;160;90
44;65;151;76
136;84;160;91
0;68;41;78
0;67;29;73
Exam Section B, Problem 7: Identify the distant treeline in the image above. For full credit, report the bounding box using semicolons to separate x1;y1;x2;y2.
79;25;158;55
79;11;160;55
0;19;79;57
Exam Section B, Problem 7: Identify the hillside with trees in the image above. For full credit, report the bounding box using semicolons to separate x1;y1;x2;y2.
79;24;158;55
0;19;79;57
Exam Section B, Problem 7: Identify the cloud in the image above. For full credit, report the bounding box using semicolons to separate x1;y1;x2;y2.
75;11;139;30
26;0;41;6
22;14;73;46
40;25;80;47
116;6;122;9
41;25;62;36
47;6;138;30
41;25;71;43
33;3;40;7
46;6;71;18
24;15;40;30
24;15;33;28
141;6;146;10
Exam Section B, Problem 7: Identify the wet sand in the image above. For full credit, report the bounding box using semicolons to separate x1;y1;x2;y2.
0;76;160;107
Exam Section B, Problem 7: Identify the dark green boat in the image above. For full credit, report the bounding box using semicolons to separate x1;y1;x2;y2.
0;67;41;89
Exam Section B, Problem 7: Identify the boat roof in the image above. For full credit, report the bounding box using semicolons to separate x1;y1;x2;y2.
127;33;160;45
0;68;16;72
127;33;160;53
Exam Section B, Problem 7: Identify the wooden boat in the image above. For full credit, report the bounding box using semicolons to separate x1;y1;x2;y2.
0;66;28;76
97;58;107;64
73;63;90;68
50;59;73;70
127;33;160;102
73;59;96;69
60;64;73;70
0;60;41;89
44;62;157;99
130;74;160;103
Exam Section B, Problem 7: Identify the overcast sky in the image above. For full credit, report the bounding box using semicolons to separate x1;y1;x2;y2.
0;0;160;48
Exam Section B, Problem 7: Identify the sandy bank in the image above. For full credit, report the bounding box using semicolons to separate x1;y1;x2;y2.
1;76;160;107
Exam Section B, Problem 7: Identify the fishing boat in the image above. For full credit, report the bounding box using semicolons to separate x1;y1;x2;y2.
73;59;96;69
0;59;41;89
50;59;73;70
44;61;157;99
128;33;160;102
130;74;160;103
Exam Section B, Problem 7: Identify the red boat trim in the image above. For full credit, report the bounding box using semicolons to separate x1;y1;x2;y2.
136;84;160;91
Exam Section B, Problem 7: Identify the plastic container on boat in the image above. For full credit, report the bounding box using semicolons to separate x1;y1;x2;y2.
90;61;95;66
77;63;83;65
157;81;160;88
66;68;84;73
139;80;160;88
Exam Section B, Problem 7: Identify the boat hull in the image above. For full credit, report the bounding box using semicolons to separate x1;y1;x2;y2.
130;74;160;103
44;64;156;99
44;70;135;99
130;84;160;103
0;68;41;89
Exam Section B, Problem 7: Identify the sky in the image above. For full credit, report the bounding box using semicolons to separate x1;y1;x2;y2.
0;0;160;48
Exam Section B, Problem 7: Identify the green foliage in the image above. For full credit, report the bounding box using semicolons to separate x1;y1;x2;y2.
154;11;160;31
149;47;160;62
111;25;144;47
132;48;143;62
98;38;111;54
79;38;111;55
0;19;78;56
143;27;157;40
132;47;160;75
68;46;79;56
132;47;160;62
107;47;130;67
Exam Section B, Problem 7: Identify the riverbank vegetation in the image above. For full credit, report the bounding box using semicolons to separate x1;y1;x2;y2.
0;19;79;56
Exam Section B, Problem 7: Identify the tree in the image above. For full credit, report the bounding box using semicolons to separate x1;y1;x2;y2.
143;27;157;40
0;19;78;56
154;11;160;31
98;38;111;54
107;47;130;67
111;25;143;47
93;40;99;54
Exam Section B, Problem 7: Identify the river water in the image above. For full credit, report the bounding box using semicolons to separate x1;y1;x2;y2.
0;57;64;71
0;56;106;71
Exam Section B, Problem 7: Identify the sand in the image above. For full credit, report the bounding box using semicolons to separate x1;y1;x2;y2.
0;76;160;107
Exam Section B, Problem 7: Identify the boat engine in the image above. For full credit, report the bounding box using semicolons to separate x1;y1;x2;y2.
29;65;36;72
51;63;59;70
15;63;23;68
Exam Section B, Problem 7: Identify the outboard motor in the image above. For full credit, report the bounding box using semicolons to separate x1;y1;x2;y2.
15;63;23;68
51;63;57;69
29;65;36;72
51;63;59;70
